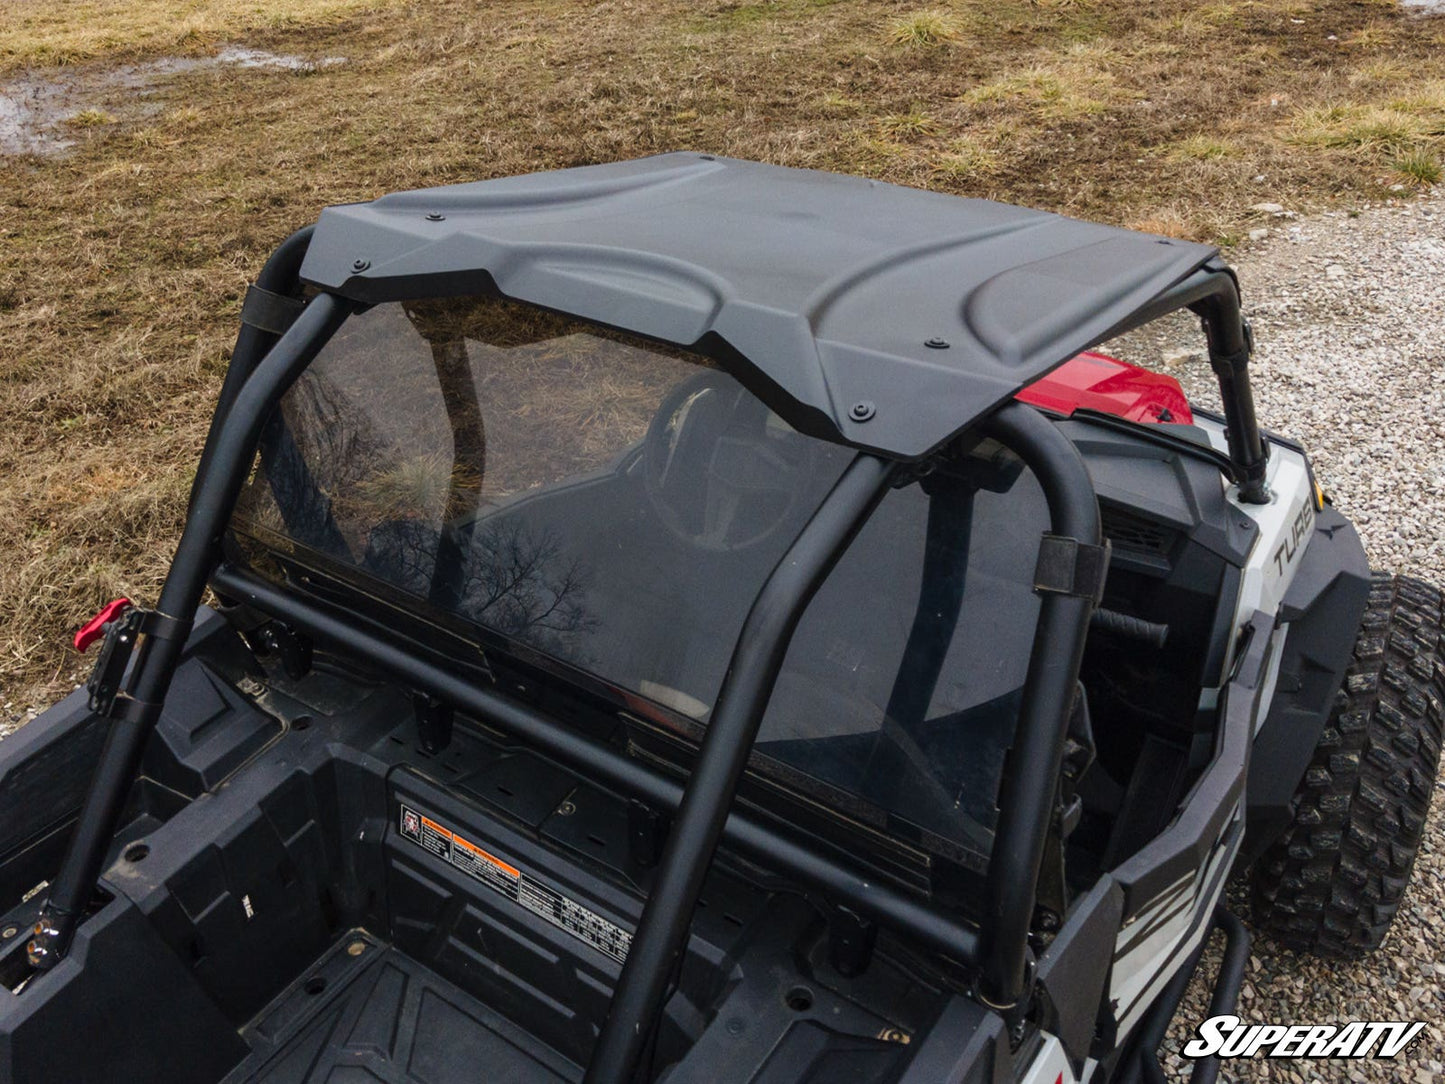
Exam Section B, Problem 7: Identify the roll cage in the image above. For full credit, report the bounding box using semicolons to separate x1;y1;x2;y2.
29;158;1271;1084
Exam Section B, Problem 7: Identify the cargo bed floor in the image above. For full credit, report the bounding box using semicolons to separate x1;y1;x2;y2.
226;932;581;1083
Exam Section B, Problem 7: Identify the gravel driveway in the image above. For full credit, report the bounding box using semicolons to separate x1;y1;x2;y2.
1141;190;1445;1082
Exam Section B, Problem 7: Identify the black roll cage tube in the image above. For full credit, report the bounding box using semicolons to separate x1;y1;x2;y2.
1104;259;1271;505
30;231;1267;1082
976;404;1101;1014
27;287;352;970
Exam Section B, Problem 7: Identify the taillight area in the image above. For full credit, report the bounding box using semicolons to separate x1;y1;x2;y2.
1016;352;1193;425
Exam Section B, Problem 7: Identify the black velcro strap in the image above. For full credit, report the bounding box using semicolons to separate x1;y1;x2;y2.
1034;534;1110;604
136;610;191;643
241;284;306;336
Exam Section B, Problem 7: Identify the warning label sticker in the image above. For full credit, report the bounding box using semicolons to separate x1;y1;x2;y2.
397;803;633;964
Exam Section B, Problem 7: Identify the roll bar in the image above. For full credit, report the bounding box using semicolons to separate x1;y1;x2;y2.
1103;261;1270;504
584;452;897;1083
26;288;353;970
977;403;1103;1012
35;228;1280;1082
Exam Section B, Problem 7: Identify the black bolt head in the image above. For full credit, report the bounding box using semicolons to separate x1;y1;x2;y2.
924;337;950;349
426;212;445;221
351;258;370;272
849;401;876;422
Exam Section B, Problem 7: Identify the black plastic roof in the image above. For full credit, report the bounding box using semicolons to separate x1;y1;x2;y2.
300;153;1217;459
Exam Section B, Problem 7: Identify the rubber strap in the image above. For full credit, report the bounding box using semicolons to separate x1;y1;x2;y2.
136;610;192;643
1033;534;1110;605
240;284;306;336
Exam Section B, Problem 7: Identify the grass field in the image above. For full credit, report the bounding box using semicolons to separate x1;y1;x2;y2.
2;0;1443;707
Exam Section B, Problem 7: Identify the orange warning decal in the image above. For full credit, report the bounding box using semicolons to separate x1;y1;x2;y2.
451;832;521;879
397;801;634;964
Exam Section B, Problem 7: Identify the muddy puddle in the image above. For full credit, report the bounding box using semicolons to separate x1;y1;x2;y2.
1;47;345;157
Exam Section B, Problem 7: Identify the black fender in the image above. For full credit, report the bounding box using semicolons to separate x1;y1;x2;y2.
1237;505;1371;870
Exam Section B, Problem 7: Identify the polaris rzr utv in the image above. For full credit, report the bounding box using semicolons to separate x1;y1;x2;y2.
1;155;1440;1084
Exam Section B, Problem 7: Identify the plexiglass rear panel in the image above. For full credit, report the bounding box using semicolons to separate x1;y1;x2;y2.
233;298;1049;866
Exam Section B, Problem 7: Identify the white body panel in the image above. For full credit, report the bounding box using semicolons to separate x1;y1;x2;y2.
1195;417;1316;669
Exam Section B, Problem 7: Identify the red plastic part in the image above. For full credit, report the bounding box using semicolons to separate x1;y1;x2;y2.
74;597;133;653
1015;351;1193;426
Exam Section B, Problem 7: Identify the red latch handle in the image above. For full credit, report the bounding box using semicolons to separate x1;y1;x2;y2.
74;598;133;653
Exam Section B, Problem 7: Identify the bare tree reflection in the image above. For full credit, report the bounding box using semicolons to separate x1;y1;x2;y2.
363;516;595;656
463;519;595;647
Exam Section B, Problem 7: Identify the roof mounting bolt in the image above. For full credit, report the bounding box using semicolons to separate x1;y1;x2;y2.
849;401;876;423
351;258;371;273
925;338;950;349
425;212;445;221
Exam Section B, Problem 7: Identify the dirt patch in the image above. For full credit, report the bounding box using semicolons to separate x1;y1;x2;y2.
0;48;344;157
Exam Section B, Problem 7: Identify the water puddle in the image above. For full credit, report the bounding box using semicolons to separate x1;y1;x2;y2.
1;48;345;157
1401;0;1445;13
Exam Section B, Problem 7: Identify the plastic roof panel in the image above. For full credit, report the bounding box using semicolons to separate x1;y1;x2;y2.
300;153;1216;459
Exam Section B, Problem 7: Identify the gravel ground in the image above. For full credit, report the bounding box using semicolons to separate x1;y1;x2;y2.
1129;191;1445;1082
2;191;1442;1078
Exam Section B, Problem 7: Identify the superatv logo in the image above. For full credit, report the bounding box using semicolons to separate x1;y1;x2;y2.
1183;1015;1427;1059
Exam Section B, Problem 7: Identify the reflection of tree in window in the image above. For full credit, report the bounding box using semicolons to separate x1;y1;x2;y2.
463;519;595;654
269;370;395;559
361;517;593;660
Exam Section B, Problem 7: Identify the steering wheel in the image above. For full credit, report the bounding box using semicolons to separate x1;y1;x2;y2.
642;370;818;552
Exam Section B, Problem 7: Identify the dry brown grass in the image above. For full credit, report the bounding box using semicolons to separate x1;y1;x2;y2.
0;0;400;68
2;0;1444;707
886;9;962;48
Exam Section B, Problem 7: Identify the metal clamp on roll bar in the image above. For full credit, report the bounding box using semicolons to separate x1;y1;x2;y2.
78;600;191;723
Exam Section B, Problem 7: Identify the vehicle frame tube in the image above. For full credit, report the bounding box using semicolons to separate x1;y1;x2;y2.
27;290;350;971
582;452;897;1084
1102;264;1269;503
977;402;1103;1010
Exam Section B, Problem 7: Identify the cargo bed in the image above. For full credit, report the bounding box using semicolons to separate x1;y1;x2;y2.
0;614;968;1084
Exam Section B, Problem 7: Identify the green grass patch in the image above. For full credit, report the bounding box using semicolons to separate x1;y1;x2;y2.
1168;135;1242;161
878;105;939;140
1395;149;1442;185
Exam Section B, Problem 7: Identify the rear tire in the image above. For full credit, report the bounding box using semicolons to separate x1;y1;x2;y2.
1251;571;1444;957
